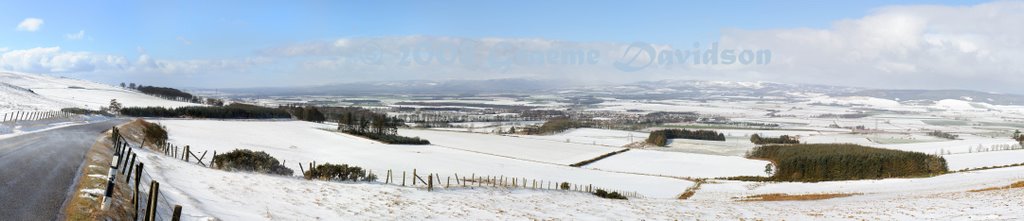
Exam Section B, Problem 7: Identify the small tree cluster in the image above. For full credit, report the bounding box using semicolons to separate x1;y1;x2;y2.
286;106;326;123
534;117;590;135
750;134;800;145
212;149;293;176
329;107;429;145
1014;130;1023;145
303;163;377;182
927;130;959;140
646;129;725;146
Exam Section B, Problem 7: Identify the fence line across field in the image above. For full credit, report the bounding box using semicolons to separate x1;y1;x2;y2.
0;110;76;123
153;135;645;199
102;125;644;220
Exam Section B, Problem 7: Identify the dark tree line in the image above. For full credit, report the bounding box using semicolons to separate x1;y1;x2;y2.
748;144;948;182
120;103;291;119
285;106;326;123
120;83;224;105
136;85;198;102
646;129;726;146
750;134;800;145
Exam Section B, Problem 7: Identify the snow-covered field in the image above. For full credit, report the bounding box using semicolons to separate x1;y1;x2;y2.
584;149;770;178
153;120;690;198
520;128;646;147
7;71;1024;220
398;128;624;165
0;71;197;112
132;131;1024;221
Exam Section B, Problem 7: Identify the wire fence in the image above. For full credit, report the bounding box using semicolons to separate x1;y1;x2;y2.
100;124;646;220
0;110;75;123
105;127;185;221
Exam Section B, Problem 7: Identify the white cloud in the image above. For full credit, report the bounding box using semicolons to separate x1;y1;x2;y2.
177;36;192;45
714;1;1024;91
65;30;86;40
16;18;44;32
0;47;127;73
0;46;267;75
0;47;8;52
4;1;1022;92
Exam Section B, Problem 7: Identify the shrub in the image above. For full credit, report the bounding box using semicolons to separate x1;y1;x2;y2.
213;149;293;176
748;144;947;182
139;120;168;144
594;189;627;200
303;163;377;182
559;182;570;190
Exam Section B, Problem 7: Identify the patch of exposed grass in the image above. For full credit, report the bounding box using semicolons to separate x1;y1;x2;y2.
737;193;860;201
968;181;1024;193
677;179;705;200
63;128;137;220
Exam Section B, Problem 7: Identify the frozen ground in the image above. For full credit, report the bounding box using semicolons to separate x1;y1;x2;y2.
584;149;770;178
132;138;1024;221
521;128;647;147
398;128;624;165
153;119;690;198
0;71;197;112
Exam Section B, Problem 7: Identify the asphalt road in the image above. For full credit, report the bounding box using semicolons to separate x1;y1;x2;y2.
0;119;125;220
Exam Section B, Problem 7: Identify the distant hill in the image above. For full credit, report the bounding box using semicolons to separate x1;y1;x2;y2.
844;90;1024;105
0;71;200;112
210;78;1024;106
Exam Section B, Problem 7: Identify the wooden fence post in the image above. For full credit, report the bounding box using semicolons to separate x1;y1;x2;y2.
126;154;136;179
184;145;190;162
446;176;450;189
132;163;144;221
210;151;217;168
385;170;392;184
427;175;433;191
402;171;406;186
122;148;134;174
171;205;182;221
413;169;418;186
144;180;159;221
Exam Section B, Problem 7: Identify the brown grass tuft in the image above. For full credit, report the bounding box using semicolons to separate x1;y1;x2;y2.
968;181;1024;192
738;193;860;201
677;179;705;200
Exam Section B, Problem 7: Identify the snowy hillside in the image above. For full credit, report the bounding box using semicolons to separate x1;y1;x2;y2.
0;71;198;111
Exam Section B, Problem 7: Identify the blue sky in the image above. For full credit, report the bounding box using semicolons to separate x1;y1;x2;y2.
2;0;986;57
1;0;1020;93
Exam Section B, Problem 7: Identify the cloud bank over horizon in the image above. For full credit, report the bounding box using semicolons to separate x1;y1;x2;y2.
1;1;1022;93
